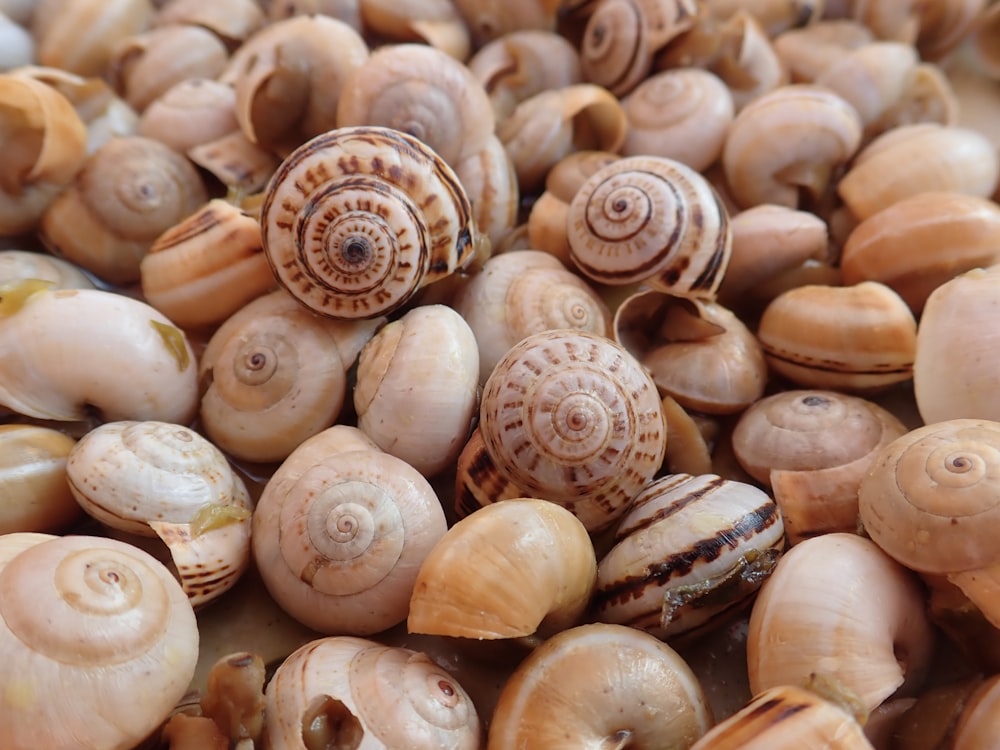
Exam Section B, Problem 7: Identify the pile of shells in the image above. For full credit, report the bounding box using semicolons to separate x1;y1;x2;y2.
1;0;1000;747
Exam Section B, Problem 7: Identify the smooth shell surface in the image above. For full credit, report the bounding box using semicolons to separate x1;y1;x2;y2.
0;424;80;534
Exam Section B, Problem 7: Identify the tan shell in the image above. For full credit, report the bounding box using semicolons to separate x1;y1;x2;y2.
199;290;382;464
38;135;208;285
454;133;520;248
851;0;985;60
732;390;907;544
266;0;362;30
970;0;1000;79
137;78;237;154
408;498;597;639
354;304;479;477
837;123;1000;221
252;446;448;635
360;0;471;60
660;395;715;476
452;426;524;518
840;191;1000;313
772;19;875;82
0;424;81;534
451;0;561;45
567;154;732;300
265;636;481;750
0;249;95;290
152;0;266;47
757;281;917;392
140;198;276;330
952;674;1000;748
704;0;824;36
488;623;713;749
187;128;280;194
452;249;612;383
747;533;935;716
479;329;666;532
260;125;477;320
722;84;863;210
593;473;784;640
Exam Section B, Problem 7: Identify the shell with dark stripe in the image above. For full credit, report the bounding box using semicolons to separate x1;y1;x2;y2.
592;472;784;640
566;154;732;301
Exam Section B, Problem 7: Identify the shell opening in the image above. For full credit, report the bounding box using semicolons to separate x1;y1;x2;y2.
301;696;364;750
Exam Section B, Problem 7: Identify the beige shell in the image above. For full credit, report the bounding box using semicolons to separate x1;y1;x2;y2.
756;281;917;392
408;498;597;639
337;43;493;168
199;290;382;464
266;0;362;30
840;191;1000;313
913;267;1000;424
722;84;863;210
732;390;907;544
450;0;561;45
259;125;477;320
479;329;666;532
970;0;1000;79
187;128;281;194
851;0;985;60
252;445;448;635
566;154;732;300
354;304;479;478
452;249;612;383
0;285;199;424
772;19;875;82
952;674;1000;748
704;0;824;36
452;426;524;519
360;0;471;60
140;198;276;330
220;14;369;155
837;123;1000;221
488;623;713;749
0;73;88;236
0;249;95;290
747;533;935;716
497;83;627;194
0;424;81;534
454;133;520;248
152;0;266;47
265;636;481;750
660;395;715;476
137;78;237;154
579;0;698;96
38;135;208;285
621;67;734;172
0;532;199;750
594;473;784;640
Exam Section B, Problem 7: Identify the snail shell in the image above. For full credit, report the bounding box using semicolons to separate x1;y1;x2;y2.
152;0;266;48
487;622;713;749
593;473;784;640
450;0;561;46
566;154;732;300
858;419;1000;629
479;329;667;532
452;249;612;383
453;133;520;248
756;281;917;393
187;128;281;194
354;304;480;477
0;532;199;750
137;77;237;154
970;1;1000;79
199;290;382;463
772;20;876;82
0;285;198;424
0;424;81;534
0;12;33;71
252;445;447;635
265;636;481;750
259;125;477;320
267;0;363;30
704;0;824;36
952;674;1000;749
359;0;471;60
452;426;524;519
408;497;597;639
732;390;907;544
0;249;95;290
851;0;984;60
747;532;935;716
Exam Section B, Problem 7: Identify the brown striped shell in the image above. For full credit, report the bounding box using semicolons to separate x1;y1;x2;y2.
479;330;667;532
592;473;784;640
566;155;732;301
260;125;477;320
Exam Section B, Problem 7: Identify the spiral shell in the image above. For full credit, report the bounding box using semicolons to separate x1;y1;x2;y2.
0;532;199;750
260;125;476;320
252;446;447;635
479;329;666;532
567;154;732;300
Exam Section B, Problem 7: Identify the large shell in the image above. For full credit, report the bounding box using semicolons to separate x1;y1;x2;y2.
259;125;477;320
566;154;732;300
0;249;95;290
593;473;784;640
479;329;666;532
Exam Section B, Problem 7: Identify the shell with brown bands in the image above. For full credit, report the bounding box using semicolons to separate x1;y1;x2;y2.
260;125;477;320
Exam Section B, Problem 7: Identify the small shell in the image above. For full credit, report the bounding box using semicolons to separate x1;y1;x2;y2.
450;0;560;45
593;473;784;640
259;125;476;320
756;281;917;392
747;533;935;716
566;154;732;299
252;446;448;635
479;330;666;532
0;249;95;290
772;19;875;82
354;304;479;477
152;0;266;47
454;133;520;248
408;498;597;639
137;78;237;154
722;84;863;209
360;0;471;60
840;191;1000;313
837;123;1000;221
452;426;524;518
265;636;481;750
140;198;276;330
187;128;280;194
0;424;81;534
452;249;611;383
38;135;208;285
704;0;824;36
488;623;713;749
851;0;985;60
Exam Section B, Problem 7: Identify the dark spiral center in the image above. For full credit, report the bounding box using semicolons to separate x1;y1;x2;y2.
247;351;268;370
611;197;628;213
341;237;371;266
